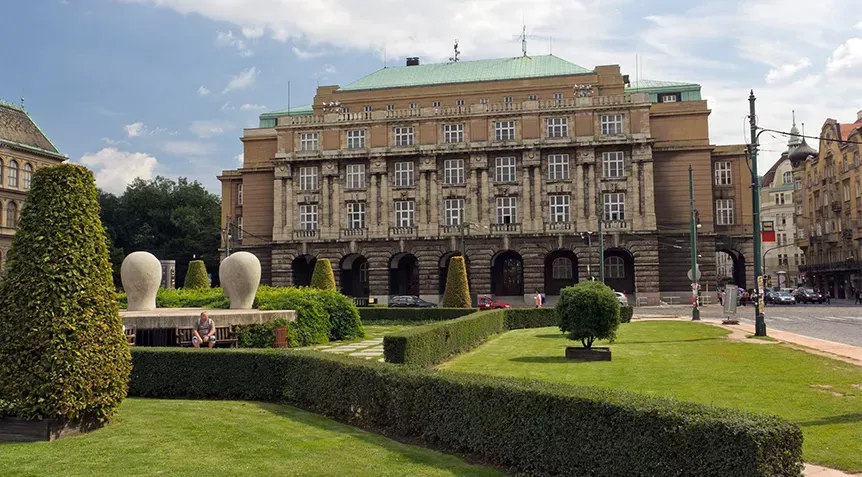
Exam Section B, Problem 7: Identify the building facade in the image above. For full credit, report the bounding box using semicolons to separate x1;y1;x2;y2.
219;54;752;304
0;100;66;269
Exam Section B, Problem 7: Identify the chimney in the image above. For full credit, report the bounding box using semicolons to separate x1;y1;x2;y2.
406;57;420;66
857;110;862;121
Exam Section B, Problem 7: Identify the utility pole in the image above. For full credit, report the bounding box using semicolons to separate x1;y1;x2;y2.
689;165;700;320
224;215;232;258
749;91;767;336
598;194;605;283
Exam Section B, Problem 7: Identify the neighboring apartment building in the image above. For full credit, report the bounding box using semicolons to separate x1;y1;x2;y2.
219;54;752;303
0;100;66;268
794;111;862;298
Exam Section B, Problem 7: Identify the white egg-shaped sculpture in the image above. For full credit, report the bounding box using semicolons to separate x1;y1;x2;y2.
121;252;162;311
220;252;261;310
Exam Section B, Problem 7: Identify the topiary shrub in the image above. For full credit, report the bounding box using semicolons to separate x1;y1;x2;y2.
0;164;131;423
309;258;336;290
184;260;209;289
556;281;620;348
313;289;365;341
441;256;471;308
620;305;634;323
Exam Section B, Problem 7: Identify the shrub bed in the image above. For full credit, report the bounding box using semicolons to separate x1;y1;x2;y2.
383;311;505;366
129;348;803;477
359;307;477;322
620;305;634;323
503;308;558;329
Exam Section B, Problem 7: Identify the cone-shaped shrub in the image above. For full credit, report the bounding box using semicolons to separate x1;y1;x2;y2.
309;258;336;291
0;164;131;423
184;260;209;289
441;256;471;308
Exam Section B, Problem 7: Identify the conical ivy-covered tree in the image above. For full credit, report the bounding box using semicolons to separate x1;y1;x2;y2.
442;256;471;308
184;260;209;289
309;258;336;291
0;164;131;424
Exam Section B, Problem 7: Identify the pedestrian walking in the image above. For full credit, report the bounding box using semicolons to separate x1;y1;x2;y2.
856;289;862;305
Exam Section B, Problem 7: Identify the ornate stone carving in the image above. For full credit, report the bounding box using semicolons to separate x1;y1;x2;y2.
121;252;161;311
419;155;437;171
573;84;594;98
470;153;488;169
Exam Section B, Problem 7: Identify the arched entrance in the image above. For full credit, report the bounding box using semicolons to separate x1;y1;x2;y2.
439;252;470;295
389;253;419;296
491;250;524;296
544;250;578;295
292;255;317;287
340;254;369;297
716;249;746;290
603;248;635;295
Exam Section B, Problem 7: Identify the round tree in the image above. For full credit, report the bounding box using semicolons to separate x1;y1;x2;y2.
309;258;336;290
184;260;209;289
441;256;471;308
0;164;131;425
556;281;620;348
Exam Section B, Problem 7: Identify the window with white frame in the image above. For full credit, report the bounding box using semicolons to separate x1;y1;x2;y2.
552;257;573;279
660;94;678;103
549;195;570;223
480;98;488;104
346;164;366;189
236;216;242;240
504;96;512;103
456;99;465;106
364;105;372;112
299;204;318;231
7;160;18;188
394;127;415;146
844;182;851;201
495;157;517;182
299;166;319;191
494;120;515;141
394;162;415;187
386;104;394;111
716;199;734;225
547;154;570;180
496;197;517;224
443;124;464;143
410;103;418;109
395;200;415;227
600;114;623;135
714;161;732;185
300;132;319;151
528;94;537;101
347;202;365;229
22;164;32;190
603;193;625;221
606;256;625;278
237;184;243;205
602;151;624;178
445;199;464;226
432;101;441;108
347;129;366;149
553;92;564;103
546;117;568;138
443;159;465;185
783;171;793;184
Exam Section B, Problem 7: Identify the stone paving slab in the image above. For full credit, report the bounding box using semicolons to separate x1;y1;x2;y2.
805;464;862;476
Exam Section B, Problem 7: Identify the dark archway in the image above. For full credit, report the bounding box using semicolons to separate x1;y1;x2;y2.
603;248;635;295
389;253;420;296
544;250;578;296
340;254;369;297
716;249;746;290
292;254;317;287
491;250;524;296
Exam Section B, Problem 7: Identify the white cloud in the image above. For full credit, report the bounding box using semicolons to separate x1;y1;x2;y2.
240;103;266;111
197;85;211;96
221;102;236;112
79;148;159;194
322;64;336;74
189;120;231;138
292;46;326;60
163;141;218;156
236;153;244;165
216;29;252;57
242;26;264;39
124;121;145;137
102;137;130;146
827;38;862;73
222;66;259;94
765;58;811;83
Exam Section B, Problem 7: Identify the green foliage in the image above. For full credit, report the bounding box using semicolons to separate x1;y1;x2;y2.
311;289;365;341
359;308;477;322
184;260;209;289
129;348;804;477
503;308;558;329
0;164;131;422
309;258;336;291
256;287;330;347
384;311;505;366
441;256;471;308
118;287;229;309
620;305;634;323
557;281;621;348
235;319;292;348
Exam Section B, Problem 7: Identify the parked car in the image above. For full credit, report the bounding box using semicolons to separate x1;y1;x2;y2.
764;290;779;304
615;291;629;307
477;296;511;310
774;291;796;305
388;295;436;308
793;288;825;304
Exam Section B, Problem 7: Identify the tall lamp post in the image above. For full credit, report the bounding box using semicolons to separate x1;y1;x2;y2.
689;165;700;321
749;91;767;336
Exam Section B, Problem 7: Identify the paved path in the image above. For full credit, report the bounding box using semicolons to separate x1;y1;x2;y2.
313;338;385;361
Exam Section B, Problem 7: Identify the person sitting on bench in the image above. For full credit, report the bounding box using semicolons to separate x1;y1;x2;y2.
192;312;216;348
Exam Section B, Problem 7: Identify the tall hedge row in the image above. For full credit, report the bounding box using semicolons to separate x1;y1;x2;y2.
502;308;558;329
129;348;804;477
359;307;477;322
383;311;505;366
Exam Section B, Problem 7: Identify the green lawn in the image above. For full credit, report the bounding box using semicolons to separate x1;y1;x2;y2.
0;399;500;477
439;321;862;472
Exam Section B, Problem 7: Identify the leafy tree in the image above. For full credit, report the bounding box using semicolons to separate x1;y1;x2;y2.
184;260;209;289
441;256;471;308
556;281;620;348
309;258;336;291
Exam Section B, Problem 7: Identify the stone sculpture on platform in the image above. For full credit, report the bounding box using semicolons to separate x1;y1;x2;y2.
121;252;162;311
220;252;261;310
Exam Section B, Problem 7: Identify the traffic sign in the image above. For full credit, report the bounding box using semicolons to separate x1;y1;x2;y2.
687;265;702;282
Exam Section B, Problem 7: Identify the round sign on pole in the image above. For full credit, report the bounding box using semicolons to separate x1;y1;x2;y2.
687;266;702;282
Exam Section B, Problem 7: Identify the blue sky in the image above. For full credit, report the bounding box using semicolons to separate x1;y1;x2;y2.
2;0;861;194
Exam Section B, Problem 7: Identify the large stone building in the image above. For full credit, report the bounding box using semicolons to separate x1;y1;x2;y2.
0;100;66;268
218;54;753;304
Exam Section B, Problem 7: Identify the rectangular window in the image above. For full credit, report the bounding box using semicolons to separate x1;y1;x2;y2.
716;199;735;225
394;162;415;187
546;117;568;138
549;195;570;223
602;151;625;178
494;157;517;182
553;92;564;103
844;181;851;201
783;171;793;184
346;164;366;189
432;101;441;108
347;129;366;149
364;105;372;112
496;197;517;224
660;94;678;103
445;199;464;226
494;120;515;141
547;154;570;181
504;96;512;103
236;216;242;240
603;193;625;221
855;152;860;167
600;114;623;135
299;167;319;191
410;103;417;109
347;202;365;229
480;98;488;104
237;184;243;206
395;201;415;227
299;204;318;231
300;132;319;151
386;104;394;111
443;124;464;143
714;161;732;185
456;99;465;106
443;159;465;185
394;127;414;146
528;94;538;101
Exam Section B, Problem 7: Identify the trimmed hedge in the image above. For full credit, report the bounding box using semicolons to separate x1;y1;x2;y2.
359;307;477;322
441;256;471;308
620;305;634;323
383;311;505;366
129;348;804;477
184;260;209;289
235;319;292;348
503;308;558;329
309;258;336;290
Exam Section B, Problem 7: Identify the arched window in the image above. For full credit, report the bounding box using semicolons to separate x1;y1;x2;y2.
552;256;573;280
8;160;18;188
23;163;33;190
606;256;625;279
6;201;18;228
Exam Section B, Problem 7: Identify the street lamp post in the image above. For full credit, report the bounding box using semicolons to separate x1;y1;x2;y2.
689;165;700;321
749;91;767;336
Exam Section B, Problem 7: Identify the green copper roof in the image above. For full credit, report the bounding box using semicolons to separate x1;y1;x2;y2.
626;79;702;102
338;55;594;92
259;105;314;120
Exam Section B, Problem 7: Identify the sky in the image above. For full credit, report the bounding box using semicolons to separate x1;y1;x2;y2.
2;0;862;194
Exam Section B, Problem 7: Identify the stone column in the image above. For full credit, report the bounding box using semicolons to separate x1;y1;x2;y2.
418;170;427;233
575;159;585;220
480;169;491;227
467;167;478;224
272;178;283;241
521;166;532;228
0;199;6;230
429;170;439;233
285;177;294;240
332;177;342;237
631;159;640;228
321;175;330;230
369;173;379;234
643;160;657;229
381;172;390;233
533;165;542;231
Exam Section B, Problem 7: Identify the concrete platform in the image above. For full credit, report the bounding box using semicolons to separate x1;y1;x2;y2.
121;308;295;329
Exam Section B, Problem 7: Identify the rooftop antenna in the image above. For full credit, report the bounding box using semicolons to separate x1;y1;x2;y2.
287;80;291;113
449;39;461;62
792;110;796;126
383;46;387;68
521;25;528;57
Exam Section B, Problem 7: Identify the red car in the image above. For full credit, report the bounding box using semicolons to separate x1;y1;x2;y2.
477;296;511;310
